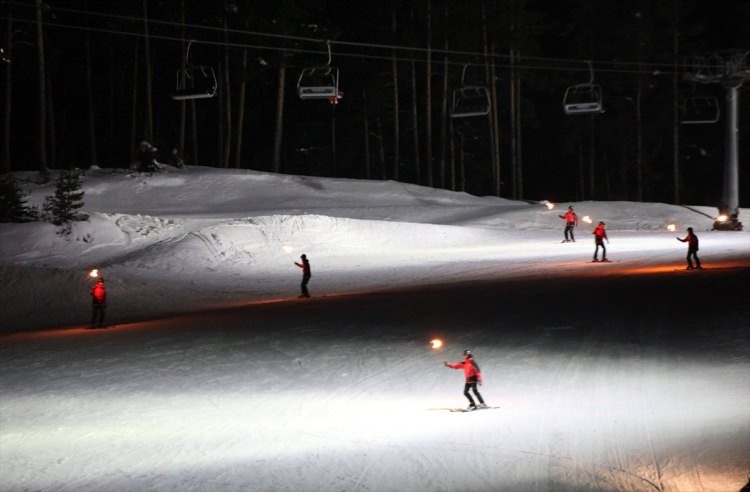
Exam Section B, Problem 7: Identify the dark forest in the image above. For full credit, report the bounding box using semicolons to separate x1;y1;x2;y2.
2;0;749;206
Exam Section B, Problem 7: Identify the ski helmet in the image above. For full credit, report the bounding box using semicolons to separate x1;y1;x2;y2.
463;349;472;358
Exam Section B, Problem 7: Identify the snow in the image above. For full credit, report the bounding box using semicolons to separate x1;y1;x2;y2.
1;165;749;492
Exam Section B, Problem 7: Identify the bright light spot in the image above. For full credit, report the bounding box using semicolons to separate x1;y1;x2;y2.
430;339;443;349
282;245;294;254
667;224;676;232
89;269;99;278
582;216;593;224
716;214;728;223
542;200;555;210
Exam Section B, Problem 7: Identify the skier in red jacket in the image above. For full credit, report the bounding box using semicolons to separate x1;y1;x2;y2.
676;227;702;270
90;277;107;328
592;221;609;262
444;349;486;410
558;206;579;242
294;254;312;298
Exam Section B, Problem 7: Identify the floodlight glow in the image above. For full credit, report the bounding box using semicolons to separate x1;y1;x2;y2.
89;269;99;278
430;339;443;349
582;216;592;224
667;224;676;232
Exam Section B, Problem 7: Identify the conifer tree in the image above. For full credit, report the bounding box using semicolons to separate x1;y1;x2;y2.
43;170;87;233
0;174;37;222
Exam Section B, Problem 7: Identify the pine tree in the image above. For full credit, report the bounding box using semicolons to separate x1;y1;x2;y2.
43;170;88;232
0;174;37;222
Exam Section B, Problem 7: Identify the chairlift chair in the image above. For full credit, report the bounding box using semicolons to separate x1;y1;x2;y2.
563;83;603;115
172;65;218;100
451;64;491;118
451;86;491;118
297;40;342;102
171;40;218;101
297;66;340;100
680;96;720;124
563;61;604;115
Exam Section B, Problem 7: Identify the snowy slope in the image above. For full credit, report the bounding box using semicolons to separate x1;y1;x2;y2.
1;166;749;492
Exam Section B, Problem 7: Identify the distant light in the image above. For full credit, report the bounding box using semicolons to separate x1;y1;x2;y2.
542;200;555;210
667;224;676;232
716;214;728;223
582;216;593;224
430;339;443;349
89;269;99;278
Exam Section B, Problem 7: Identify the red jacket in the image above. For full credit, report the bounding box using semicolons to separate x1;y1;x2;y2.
91;282;106;304
593;224;608;240
559;210;578;225
678;232;699;251
446;358;482;383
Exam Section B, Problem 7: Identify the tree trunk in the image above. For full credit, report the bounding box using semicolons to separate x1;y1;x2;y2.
190;99;198;165
46;71;57;169
85;29;98;166
376;116;386;180
2;13;13;173
331;106;337;177
272;64;286;173
362;87;371;179
178;0;187;160
222;14;232;168
483;5;500;196
636;72;644;201
588;115;596;199
130;40;140;166
449;117;456;190
234;49;248;168
439;16;449;189
142;0;153;143
410;60;421;184
424;0;433;187
390;10;400;181
671;0;681;204
35;0;48;172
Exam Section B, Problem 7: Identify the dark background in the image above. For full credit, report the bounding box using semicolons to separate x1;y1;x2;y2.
2;0;749;206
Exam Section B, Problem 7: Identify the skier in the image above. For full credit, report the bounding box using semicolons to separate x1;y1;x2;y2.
90;277;107;328
294;254;311;298
676;227;702;270
558;206;579;242
592;221;609;262
444;349;486;411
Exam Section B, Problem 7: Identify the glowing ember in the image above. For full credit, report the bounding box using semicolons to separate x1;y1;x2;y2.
89;269;99;278
582;215;593;224
430;339;443;349
667;224;676;232
282;245;294;254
